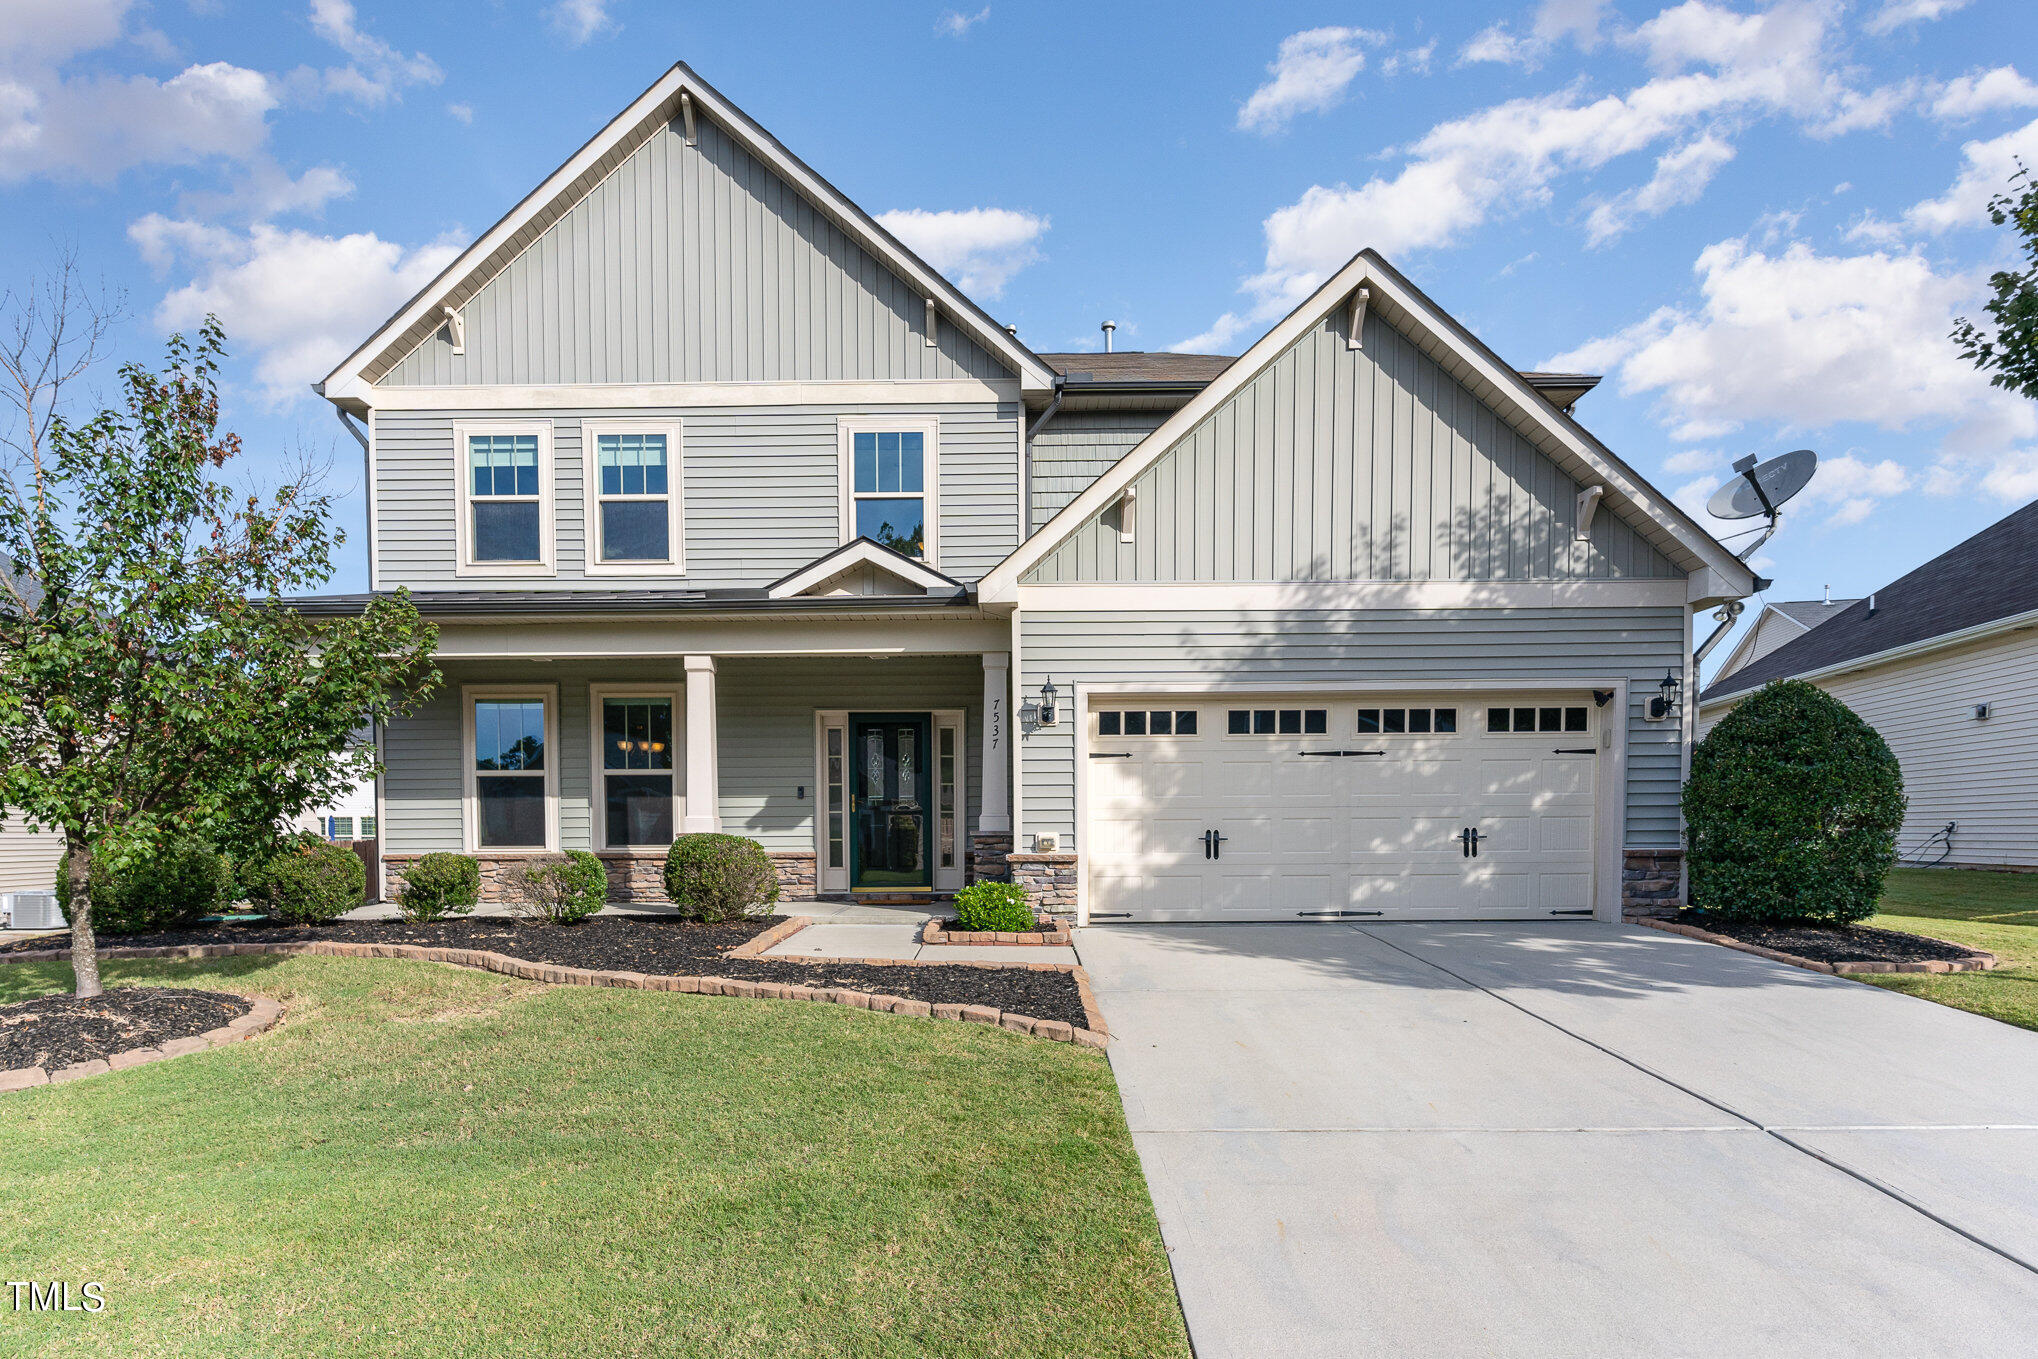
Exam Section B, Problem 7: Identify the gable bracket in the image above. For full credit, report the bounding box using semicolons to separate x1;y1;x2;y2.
1347;287;1370;350
1118;486;1136;544
679;90;697;145
925;297;938;348
1575;484;1604;541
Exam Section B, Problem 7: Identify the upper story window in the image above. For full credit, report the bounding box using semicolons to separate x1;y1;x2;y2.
584;421;684;575
839;417;939;565
464;686;557;850
455;422;554;576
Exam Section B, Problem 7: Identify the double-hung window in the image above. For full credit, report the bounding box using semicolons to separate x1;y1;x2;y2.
591;686;680;847
582;422;683;574
455;422;553;575
465;686;557;850
839;418;938;564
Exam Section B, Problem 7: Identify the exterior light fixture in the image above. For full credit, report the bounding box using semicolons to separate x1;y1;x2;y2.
1648;670;1682;721
1037;676;1059;726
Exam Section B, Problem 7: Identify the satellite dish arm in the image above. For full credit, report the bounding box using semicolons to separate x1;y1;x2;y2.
1733;513;1780;561
1694;600;1746;665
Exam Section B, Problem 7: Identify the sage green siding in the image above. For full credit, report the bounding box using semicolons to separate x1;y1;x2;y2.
1017;607;1688;851
1024;313;1679;583
1029;410;1167;531
383;657;984;860
375;401;1020;589
379;116;1012;388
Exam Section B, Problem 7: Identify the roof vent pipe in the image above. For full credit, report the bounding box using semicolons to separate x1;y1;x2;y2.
1101;320;1116;353
1867;593;1877;615
1823;584;1831;605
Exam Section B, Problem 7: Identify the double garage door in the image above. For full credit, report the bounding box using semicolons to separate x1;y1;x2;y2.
1086;693;1602;923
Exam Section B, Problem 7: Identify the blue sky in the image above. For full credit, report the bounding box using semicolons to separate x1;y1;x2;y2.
4;0;2037;666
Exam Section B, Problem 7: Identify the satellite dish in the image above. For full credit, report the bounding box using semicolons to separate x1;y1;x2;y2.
1707;449;1817;521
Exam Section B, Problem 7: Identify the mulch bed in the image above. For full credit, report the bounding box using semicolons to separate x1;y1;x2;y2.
6;916;1090;1032
1673;912;1985;966
1;987;251;1072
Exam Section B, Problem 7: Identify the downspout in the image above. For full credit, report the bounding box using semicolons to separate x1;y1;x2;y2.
1022;376;1065;538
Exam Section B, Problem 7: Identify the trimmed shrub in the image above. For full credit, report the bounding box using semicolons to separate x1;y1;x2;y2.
1684;679;1907;927
249;837;365;925
398;852;481;923
663;834;779;923
55;835;232;935
504;851;608;925
953;879;1034;932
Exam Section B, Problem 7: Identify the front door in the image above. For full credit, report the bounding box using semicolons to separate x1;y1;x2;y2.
850;714;933;890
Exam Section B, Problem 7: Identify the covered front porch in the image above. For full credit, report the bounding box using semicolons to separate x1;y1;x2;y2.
375;610;1016;906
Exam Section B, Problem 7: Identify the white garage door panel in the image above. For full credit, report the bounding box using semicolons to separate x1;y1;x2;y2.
1086;694;1601;923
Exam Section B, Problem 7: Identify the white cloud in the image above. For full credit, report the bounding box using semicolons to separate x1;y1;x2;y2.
1547;237;2037;456
306;0;440;105
1976;450;2038;500
1238;26;1383;134
134;217;463;405
0;0;132;64
1460;0;1614;68
936;7;990;38
1864;0;1971;36
1378;42;1436;78
546;0;615;47
875;207;1047;299
1458;25;1539;68
446;101;473;124
1585;132;1735;243
1168;313;1252;354
0;59;276;183
1931;66;2038;121
1662;447;1725;476
1899;114;2038;234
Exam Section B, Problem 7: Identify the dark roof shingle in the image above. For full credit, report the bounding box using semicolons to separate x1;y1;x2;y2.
1768;598;1861;629
1703;500;2038;703
1037;352;1235;384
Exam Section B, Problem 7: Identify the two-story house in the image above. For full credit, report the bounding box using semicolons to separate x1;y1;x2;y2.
302;63;1757;925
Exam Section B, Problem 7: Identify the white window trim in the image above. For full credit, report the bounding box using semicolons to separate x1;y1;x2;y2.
461;683;560;853
588;683;687;850
454;420;556;578
837;416;940;568
580;419;685;577
932;708;967;893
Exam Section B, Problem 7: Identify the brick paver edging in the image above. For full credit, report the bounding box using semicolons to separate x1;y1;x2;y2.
0;994;285;1094
1639;918;1998;976
920;918;1072;947
725;916;813;958
1;940;1110;1047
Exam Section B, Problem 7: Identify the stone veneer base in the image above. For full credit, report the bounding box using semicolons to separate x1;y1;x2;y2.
1009;852;1078;921
0;939;1108;1047
922;918;1072;947
1622;848;1684;921
1638;918;1999;977
0;995;285;1094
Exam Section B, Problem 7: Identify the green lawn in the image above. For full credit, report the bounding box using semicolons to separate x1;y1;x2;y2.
0;955;1189;1359
1865;866;2038;1032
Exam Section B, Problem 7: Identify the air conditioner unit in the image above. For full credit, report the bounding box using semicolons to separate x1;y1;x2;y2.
3;892;65;932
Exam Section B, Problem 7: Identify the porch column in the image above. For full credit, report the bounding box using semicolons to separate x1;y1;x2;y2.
979;651;1011;832
683;655;720;833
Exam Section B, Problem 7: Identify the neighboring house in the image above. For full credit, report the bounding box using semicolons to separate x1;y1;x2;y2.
290;774;379;843
1700;499;2038;869
1707;594;1860;687
0;557;61;896
300;63;1756;923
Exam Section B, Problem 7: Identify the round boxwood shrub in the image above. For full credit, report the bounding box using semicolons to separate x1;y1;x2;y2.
55;835;232;935
504;850;608;925
1684;679;1906;926
249;837;366;925
953;879;1034;932
663;834;779;923
398;852;481;923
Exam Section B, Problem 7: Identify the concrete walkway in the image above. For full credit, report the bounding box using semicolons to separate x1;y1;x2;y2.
765;903;1078;964
1076;921;2038;1359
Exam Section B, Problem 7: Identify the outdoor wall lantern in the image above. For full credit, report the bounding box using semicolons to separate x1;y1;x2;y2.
1648;669;1682;722
1037;676;1060;726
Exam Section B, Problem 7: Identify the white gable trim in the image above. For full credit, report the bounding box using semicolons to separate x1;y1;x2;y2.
765;539;963;599
981;249;1758;602
320;63;1056;405
1710;603;1809;682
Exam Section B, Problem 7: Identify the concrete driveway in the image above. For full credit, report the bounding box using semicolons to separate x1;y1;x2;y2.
1075;921;2038;1359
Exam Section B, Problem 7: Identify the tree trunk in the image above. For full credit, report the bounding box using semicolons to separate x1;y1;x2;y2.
65;830;101;999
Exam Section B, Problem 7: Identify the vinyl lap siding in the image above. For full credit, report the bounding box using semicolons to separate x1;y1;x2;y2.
374;401;1020;589
1018;607;1688;851
1025;313;1678;584
1701;630;2038;868
379;116;1008;387
0;822;63;895
1029;411;1166;531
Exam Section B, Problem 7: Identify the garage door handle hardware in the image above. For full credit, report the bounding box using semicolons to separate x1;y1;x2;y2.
1296;910;1384;918
1549;909;1593;916
1553;747;1597;755
1090;912;1132;920
1201;829;1228;860
1460;826;1481;858
1300;749;1386;757
1088;751;1132;759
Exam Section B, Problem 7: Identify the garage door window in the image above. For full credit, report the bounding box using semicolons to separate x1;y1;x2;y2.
1099;709;1198;736
1489;706;1588;733
1226;708;1327;735
1357;707;1457;735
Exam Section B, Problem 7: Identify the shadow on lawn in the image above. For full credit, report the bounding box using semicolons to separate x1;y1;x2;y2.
0;951;297;1005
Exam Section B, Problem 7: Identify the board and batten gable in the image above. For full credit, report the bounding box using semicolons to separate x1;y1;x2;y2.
376;114;1012;389
1023;311;1680;585
373;400;1021;589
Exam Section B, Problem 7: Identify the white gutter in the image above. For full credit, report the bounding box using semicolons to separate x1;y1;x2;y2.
1698;604;2038;711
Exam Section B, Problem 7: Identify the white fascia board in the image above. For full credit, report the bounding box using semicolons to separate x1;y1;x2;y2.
320;63;1055;401
980;249;1758;602
337;378;1017;411
1016;579;1692;610
1697;604;2038;712
766;539;960;598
